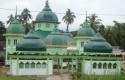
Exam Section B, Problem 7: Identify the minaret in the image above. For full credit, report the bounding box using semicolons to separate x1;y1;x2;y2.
3;6;25;65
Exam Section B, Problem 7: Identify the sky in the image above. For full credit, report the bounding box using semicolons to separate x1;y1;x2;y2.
0;0;125;31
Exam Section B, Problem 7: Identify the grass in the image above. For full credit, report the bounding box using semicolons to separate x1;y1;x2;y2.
0;67;32;80
71;73;125;80
0;76;32;80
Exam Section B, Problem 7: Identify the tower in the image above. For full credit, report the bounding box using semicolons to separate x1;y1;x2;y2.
3;7;25;65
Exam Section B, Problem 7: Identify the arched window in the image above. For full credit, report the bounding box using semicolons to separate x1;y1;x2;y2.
46;23;50;28
103;63;107;69
19;62;24;68
31;62;35;68
38;23;41;28
108;63;112;69
113;63;117;69
42;62;47;69
36;62;41;69
8;39;10;45
93;63;97;69
25;62;30;68
98;63;102;69
14;39;17;45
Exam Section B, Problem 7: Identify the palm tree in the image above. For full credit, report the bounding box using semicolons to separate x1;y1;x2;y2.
6;14;14;24
21;8;32;33
62;9;76;32
0;21;6;40
87;14;101;32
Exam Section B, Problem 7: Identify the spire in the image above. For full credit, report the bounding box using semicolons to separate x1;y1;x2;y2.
85;11;87;22
15;6;17;19
43;0;51;11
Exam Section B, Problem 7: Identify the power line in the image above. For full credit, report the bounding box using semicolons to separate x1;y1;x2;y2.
0;7;125;16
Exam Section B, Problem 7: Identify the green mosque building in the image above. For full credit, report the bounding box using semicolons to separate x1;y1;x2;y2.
3;0;121;75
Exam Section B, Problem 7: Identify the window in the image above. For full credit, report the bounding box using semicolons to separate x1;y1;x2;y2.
14;39;17;45
98;63;102;69
25;62;30;68
81;42;84;47
42;62;47;69
31;62;35;68
93;63;97;69
36;62;41;69
103;63;107;69
113;63;117;69
19;62;24;68
38;23;41;28
8;39;10;45
108;63;112;69
46;23;50;28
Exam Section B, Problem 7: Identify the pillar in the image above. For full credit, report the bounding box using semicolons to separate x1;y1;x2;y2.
47;58;49;75
60;58;63;74
16;58;19;75
71;59;73;73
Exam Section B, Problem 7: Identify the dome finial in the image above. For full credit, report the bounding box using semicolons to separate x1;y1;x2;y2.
85;11;87;23
15;6;17;19
45;0;49;7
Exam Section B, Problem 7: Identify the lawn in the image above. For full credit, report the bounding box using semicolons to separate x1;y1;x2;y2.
71;73;125;80
0;67;32;80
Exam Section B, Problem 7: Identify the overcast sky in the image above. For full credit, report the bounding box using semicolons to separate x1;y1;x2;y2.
0;0;125;31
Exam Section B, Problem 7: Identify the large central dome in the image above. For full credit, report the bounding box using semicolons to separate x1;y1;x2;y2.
35;0;59;23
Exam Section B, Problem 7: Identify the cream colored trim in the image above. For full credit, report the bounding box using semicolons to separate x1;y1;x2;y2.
3;34;25;37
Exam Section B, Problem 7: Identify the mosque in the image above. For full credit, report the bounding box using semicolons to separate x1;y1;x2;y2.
3;0;121;75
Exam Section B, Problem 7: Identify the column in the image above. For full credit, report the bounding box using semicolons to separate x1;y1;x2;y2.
81;59;84;74
90;59;92;75
57;58;60;73
10;57;12;74
75;59;78;71
60;58;63;74
47;58;49;75
71;59;73;73
16;58;19;75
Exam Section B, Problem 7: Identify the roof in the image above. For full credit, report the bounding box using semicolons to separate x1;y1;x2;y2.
77;22;95;37
35;0;59;23
16;30;46;51
6;19;25;34
35;29;51;39
84;32;113;53
44;28;67;45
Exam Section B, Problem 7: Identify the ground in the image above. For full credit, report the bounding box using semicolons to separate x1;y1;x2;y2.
1;64;125;80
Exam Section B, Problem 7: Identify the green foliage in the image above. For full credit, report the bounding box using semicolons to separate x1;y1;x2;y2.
62;9;76;31
0;21;6;41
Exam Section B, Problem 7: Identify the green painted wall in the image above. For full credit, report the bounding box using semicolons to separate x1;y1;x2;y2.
34;22;58;31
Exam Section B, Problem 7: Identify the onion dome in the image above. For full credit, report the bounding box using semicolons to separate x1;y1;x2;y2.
44;28;67;45
35;0;59;23
84;32;113;53
77;22;95;37
16;30;46;51
63;31;75;42
6;18;25;34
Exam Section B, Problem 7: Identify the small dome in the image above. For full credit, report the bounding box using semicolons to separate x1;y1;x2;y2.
77;22;95;37
16;30;46;51
84;32;113;53
44;28;67;45
63;31;75;42
6;19;25;34
35;0;59;23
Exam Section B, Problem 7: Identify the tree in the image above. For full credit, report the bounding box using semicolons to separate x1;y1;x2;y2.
20;8;32;33
62;9;76;32
0;21;6;41
87;14;101;32
6;14;14;24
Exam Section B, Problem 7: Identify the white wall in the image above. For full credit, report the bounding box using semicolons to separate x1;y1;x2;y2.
84;60;120;75
11;60;53;76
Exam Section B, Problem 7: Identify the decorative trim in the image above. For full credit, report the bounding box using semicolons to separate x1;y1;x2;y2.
74;36;93;39
3;34;25;37
46;45;67;48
